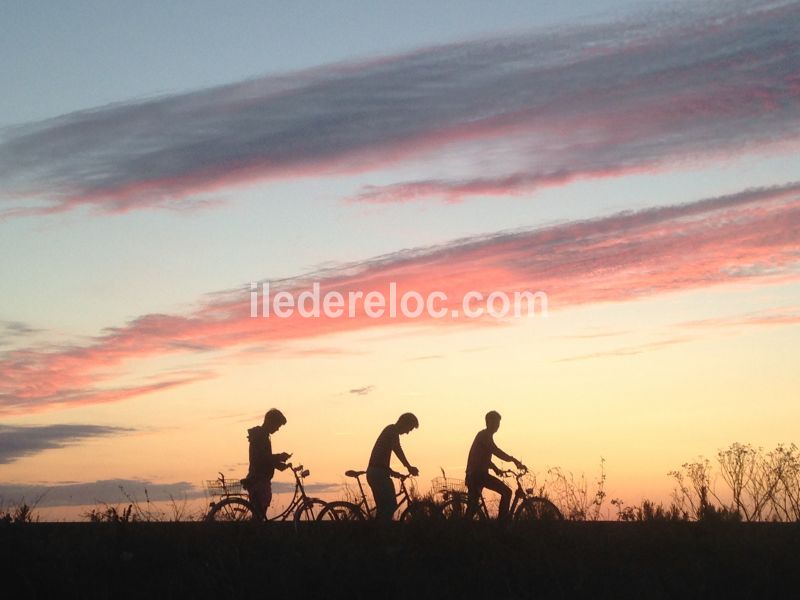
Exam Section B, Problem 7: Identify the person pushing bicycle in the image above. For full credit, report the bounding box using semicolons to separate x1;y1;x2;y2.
243;408;291;520
366;413;420;522
465;410;526;520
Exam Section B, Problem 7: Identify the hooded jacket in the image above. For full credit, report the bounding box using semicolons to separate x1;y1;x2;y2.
246;425;274;480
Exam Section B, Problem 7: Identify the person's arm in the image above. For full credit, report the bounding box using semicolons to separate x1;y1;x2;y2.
489;436;524;469
392;433;419;475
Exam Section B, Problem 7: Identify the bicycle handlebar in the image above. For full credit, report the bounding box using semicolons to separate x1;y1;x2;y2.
284;462;309;476
499;465;529;478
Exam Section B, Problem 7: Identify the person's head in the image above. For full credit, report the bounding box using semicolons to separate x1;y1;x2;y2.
396;412;419;435
485;410;501;433
263;408;287;434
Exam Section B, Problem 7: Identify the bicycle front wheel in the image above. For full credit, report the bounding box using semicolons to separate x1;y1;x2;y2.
293;498;328;523
206;497;257;522
514;497;563;521
315;501;365;521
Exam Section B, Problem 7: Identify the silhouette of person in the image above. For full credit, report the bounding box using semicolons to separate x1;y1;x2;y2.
366;413;420;522
243;408;291;520
466;411;525;520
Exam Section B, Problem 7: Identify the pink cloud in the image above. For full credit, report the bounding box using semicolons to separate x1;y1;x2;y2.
1;182;799;414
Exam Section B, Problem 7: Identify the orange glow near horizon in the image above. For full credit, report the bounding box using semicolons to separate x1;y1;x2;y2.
5;281;799;520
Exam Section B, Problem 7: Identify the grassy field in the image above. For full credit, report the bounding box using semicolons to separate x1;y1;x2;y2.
3;521;799;599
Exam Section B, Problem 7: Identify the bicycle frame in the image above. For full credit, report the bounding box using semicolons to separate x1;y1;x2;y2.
266;462;312;521
503;468;531;516
349;471;414;519
445;467;533;518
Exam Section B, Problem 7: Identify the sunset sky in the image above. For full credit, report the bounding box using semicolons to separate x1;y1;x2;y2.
1;0;799;519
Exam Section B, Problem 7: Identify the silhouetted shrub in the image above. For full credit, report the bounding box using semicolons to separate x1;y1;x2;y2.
670;442;800;522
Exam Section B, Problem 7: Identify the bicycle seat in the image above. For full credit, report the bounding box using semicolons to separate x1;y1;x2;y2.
345;470;366;478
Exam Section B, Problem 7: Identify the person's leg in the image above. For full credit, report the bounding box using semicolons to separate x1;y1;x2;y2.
367;468;397;522
247;477;269;521
375;473;397;522
264;480;273;513
465;473;484;520
482;474;512;519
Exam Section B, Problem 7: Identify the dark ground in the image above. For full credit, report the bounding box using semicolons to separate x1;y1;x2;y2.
3;521;799;599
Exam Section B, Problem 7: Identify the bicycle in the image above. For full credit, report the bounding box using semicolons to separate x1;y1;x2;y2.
434;466;563;521
205;461;328;523
315;469;438;522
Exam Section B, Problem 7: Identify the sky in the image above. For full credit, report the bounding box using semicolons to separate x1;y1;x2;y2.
1;0;799;519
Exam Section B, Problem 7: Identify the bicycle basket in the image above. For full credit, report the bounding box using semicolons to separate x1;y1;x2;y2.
206;478;243;497
431;476;467;496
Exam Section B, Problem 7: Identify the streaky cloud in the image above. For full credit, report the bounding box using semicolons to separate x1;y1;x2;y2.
349;385;375;396
1;1;798;214
0;478;340;508
679;306;800;329
0;479;199;508
554;336;695;363
0;423;131;464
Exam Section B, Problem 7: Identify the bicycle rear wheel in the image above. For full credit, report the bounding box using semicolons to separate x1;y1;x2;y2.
514;497;563;521
399;499;440;522
206;497;257;522
293;498;328;523
315;501;365;521
439;496;486;521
